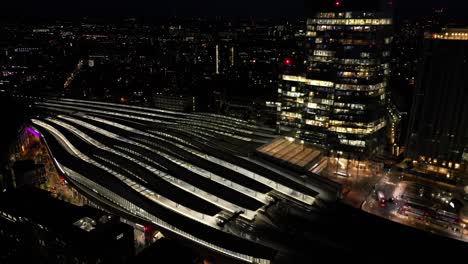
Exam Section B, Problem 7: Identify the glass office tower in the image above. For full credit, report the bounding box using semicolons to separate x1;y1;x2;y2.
406;28;468;176
278;0;393;156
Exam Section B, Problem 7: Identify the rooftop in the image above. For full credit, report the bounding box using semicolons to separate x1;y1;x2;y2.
257;137;322;169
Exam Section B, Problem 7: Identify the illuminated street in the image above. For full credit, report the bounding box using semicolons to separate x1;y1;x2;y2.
307;154;468;243
315;157;383;207
361;168;468;243
15;128;87;206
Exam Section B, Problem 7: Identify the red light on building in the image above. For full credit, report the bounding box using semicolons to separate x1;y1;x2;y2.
388;1;393;6
335;1;341;6
60;177;65;183
283;58;292;65
143;226;150;232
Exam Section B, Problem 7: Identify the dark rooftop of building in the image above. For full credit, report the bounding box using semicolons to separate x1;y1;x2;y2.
0;186;128;240
129;238;199;264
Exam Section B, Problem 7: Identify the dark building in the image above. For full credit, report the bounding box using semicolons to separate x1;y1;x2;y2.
388;19;424;156
11;159;46;188
0;186;134;264
278;0;394;156
406;27;468;177
153;93;196;112
129;237;198;264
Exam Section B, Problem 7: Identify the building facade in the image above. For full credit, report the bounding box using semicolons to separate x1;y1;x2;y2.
278;0;393;156
153;93;196;112
406;28;468;176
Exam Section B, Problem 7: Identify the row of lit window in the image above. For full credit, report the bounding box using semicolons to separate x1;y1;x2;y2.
331;118;386;128
281;111;302;119
308;98;334;106
431;32;468;41
308;25;374;33
291;117;386;136
313;49;335;57
337;71;372;78
340;139;366;147
418;156;461;169
315;25;371;31
305;119;327;127
311;19;392;26
282;91;303;98
338;58;374;66
310;56;333;63
334;87;386;98
336;65;377;73
335;82;386;91
279;95;305;104
329;119;386;135
282;75;334;87
333;108;365;115
279;101;304;110
308;89;335;98
333;102;366;110
282;75;387;97
306;102;330;111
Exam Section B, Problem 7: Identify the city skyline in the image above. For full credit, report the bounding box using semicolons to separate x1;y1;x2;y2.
2;0;468;19
1;0;468;263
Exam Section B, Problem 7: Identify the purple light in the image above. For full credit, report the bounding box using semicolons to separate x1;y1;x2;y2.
26;127;40;138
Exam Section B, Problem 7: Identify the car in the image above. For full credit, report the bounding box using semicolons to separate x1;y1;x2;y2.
377;191;386;207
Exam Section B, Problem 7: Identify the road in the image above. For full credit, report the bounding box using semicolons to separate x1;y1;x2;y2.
361;169;468;243
314;157;468;243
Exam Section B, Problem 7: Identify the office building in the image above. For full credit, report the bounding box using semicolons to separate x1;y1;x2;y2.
278;0;393;156
406;27;468;177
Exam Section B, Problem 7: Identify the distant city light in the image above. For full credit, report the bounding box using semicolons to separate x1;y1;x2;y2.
283;58;292;65
335;1;341;7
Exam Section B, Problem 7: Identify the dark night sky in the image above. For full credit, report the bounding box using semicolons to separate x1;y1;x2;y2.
2;0;468;19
